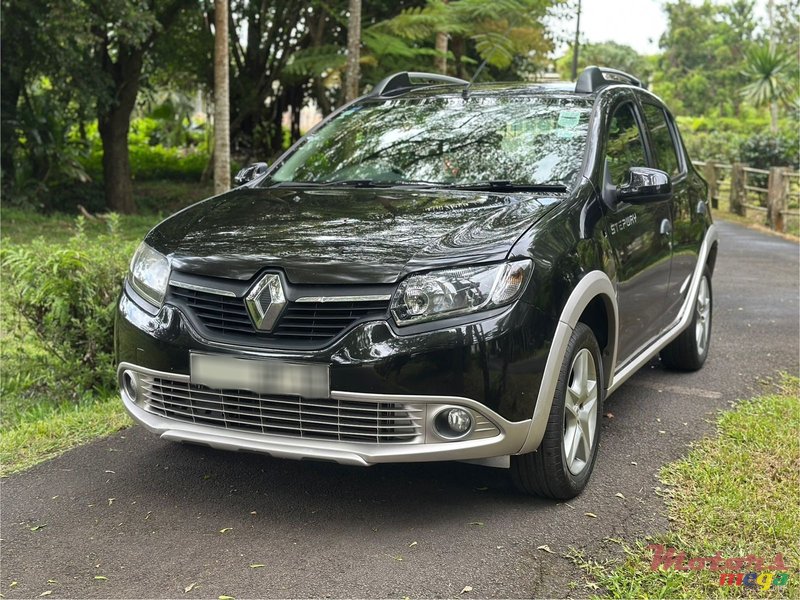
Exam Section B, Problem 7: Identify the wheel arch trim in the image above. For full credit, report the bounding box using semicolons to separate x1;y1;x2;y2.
517;270;618;454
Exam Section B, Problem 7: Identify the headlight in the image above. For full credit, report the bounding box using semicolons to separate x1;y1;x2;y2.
129;242;170;307
391;259;532;326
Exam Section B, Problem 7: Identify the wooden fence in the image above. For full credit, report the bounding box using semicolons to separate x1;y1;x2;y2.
694;161;800;233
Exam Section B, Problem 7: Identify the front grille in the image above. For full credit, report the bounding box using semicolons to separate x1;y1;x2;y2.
139;374;423;443
169;287;390;343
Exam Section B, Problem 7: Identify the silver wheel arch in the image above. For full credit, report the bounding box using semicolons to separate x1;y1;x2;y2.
516;223;719;455
517;271;618;455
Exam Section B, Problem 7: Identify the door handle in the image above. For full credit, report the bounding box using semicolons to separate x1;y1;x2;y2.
660;218;672;236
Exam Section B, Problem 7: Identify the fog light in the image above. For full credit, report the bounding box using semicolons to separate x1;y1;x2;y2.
121;370;140;405
434;407;473;439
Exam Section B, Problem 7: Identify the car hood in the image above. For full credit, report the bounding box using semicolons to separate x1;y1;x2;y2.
147;187;562;284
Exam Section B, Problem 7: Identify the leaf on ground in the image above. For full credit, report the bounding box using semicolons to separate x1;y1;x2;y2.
47;580;57;584
219;527;232;533
603;412;614;419
408;541;417;547
183;582;198;593
29;524;47;531
39;592;52;597
537;544;554;554
249;564;265;569
108;498;115;506
94;576;107;581
615;492;626;500
9;583;17;589
249;511;257;515
467;521;484;527
460;586;473;594
584;512;598;518
630;461;638;465
392;555;404;561
658;430;666;434
219;596;235;600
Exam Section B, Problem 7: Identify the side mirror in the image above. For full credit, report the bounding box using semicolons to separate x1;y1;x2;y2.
234;162;269;186
616;167;672;204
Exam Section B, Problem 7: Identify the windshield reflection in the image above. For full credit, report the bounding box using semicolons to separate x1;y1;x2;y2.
267;95;592;189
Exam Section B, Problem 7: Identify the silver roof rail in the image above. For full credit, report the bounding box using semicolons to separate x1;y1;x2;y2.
575;66;644;93
370;71;469;97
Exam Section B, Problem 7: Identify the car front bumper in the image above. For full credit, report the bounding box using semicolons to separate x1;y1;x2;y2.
115;286;557;465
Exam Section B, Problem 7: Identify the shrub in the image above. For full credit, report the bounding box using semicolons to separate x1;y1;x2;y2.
1;215;135;392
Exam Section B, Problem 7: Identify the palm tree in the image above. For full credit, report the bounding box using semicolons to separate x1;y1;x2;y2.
344;0;362;102
213;0;231;194
742;45;794;134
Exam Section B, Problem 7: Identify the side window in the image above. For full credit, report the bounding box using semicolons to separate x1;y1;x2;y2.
642;103;681;177
606;103;647;186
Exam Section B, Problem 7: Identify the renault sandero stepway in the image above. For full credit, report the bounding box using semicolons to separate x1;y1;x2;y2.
116;67;718;498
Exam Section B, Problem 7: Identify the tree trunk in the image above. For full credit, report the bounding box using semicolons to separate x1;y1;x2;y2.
214;0;231;194
770;101;779;134
434;31;448;74
97;47;143;214
98;111;135;214
344;0;362;102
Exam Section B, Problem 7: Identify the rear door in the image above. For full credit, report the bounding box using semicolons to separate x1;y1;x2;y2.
602;99;673;364
639;99;704;321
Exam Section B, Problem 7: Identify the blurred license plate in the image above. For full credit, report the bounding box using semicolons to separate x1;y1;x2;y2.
190;354;329;398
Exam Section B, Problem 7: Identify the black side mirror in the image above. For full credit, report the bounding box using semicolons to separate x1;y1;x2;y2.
234;162;269;186
616;167;672;204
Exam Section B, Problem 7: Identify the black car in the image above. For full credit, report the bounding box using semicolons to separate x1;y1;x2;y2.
116;67;718;499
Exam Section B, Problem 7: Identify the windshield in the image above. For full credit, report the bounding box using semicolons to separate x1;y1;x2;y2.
266;95;592;189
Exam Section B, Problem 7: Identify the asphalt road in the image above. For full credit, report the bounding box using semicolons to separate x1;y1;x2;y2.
2;221;798;599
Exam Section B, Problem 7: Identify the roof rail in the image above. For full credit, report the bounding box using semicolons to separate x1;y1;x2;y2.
575;66;644;93
370;71;469;97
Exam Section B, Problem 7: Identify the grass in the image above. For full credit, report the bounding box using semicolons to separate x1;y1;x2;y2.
0;196;171;476
0;398;131;476
573;376;800;598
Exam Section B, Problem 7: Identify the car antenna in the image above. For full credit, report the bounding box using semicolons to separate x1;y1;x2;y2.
462;57;489;100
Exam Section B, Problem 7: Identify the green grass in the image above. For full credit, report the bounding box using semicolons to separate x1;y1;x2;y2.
0;397;131;476
573;376;800;598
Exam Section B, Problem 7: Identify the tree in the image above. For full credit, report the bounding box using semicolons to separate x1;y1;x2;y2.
213;0;230;194
344;0;362;101
742;45;794;132
89;0;197;213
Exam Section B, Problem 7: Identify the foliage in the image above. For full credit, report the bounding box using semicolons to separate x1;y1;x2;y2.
1;216;136;392
556;42;652;83
739;133;799;170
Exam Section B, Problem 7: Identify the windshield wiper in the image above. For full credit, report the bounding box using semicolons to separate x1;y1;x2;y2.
453;181;568;193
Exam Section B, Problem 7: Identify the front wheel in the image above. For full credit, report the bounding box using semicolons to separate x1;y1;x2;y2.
660;267;712;371
511;323;604;499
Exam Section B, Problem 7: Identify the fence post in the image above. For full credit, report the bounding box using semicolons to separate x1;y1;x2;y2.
703;161;719;209
767;167;788;232
730;163;746;216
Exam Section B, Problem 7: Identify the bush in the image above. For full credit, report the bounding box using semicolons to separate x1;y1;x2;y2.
1;215;135;392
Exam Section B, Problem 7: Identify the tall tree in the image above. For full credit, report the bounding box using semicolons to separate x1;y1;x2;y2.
742;45;794;132
213;0;231;194
90;0;196;213
344;0;362;101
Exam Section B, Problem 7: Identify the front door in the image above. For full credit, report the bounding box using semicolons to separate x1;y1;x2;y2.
603;101;673;364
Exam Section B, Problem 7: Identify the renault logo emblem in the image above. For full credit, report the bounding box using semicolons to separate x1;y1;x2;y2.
244;274;286;331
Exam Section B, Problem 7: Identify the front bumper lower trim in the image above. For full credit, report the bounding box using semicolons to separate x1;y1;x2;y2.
119;363;531;466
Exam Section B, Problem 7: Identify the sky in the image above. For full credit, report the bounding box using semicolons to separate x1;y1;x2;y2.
553;0;770;56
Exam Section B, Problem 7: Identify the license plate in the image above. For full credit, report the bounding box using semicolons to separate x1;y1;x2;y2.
190;353;330;398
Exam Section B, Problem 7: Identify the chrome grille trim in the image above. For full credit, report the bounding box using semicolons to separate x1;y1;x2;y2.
170;280;237;297
138;373;424;444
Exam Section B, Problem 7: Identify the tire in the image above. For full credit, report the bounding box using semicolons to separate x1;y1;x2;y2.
660;267;712;371
511;322;604;499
